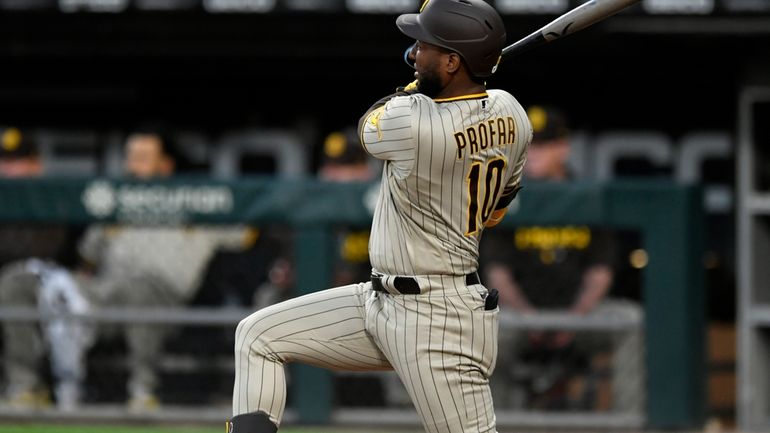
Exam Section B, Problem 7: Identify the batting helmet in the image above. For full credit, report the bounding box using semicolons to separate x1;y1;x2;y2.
396;0;506;78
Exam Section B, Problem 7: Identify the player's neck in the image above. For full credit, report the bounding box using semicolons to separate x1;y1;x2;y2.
436;78;486;99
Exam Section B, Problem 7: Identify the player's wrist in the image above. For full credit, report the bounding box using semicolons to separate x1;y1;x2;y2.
485;208;507;227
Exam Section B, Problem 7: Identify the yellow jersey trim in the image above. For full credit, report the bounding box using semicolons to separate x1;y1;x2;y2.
433;92;489;103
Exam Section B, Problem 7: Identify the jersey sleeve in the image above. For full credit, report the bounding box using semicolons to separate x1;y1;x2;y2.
359;95;416;163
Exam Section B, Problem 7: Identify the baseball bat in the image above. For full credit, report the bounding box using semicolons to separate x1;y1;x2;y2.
403;0;641;71
499;0;640;59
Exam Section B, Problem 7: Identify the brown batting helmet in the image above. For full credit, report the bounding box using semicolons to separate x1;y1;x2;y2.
396;0;506;78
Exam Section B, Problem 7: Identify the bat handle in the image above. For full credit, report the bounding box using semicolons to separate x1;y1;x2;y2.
501;31;546;58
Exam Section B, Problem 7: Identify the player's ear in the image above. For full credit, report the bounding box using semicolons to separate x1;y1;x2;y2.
445;52;462;74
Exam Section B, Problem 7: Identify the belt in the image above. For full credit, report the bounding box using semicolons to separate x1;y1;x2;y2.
370;272;480;295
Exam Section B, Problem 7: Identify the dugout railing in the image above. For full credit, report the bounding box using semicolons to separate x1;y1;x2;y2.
0;177;706;430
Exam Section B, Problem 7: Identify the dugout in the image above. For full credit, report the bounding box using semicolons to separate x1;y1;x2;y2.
0;177;705;430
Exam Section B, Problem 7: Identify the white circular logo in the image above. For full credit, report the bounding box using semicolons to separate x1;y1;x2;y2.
81;181;116;218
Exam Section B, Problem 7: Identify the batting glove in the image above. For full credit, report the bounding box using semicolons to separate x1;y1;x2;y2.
396;80;419;94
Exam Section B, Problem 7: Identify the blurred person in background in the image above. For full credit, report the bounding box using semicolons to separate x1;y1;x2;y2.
480;106;645;413
0;127;83;410
316;126;379;185
316;126;379;288
0;128;256;412
0;127;81;269
0;127;42;178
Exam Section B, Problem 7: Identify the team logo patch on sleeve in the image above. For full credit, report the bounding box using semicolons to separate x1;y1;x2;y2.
366;106;385;140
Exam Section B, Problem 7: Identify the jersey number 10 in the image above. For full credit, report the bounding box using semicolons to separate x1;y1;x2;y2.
466;158;506;235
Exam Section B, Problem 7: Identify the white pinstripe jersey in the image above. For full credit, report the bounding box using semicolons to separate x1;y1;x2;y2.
361;89;531;277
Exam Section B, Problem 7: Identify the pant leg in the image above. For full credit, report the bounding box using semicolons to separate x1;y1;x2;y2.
125;316;166;399
367;282;499;433
85;273;180;399
126;275;180;399
602;300;645;414
36;264;96;409
233;282;390;427
0;261;45;395
575;299;645;414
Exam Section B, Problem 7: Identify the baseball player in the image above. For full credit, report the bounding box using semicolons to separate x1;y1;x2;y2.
230;1;532;432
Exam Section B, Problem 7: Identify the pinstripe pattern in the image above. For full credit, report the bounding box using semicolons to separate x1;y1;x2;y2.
362;90;531;277
232;88;531;432
233;283;391;425
233;280;499;432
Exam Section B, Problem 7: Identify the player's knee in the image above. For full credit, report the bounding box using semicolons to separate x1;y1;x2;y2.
234;312;275;360
234;316;253;355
